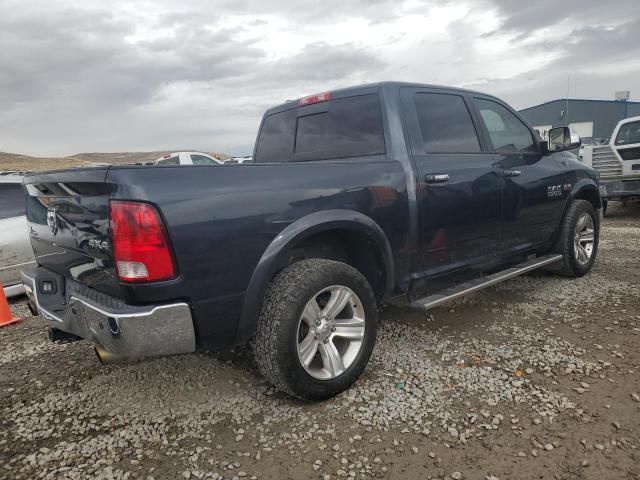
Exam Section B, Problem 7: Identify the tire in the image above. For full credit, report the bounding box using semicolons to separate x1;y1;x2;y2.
554;199;599;277
253;259;378;400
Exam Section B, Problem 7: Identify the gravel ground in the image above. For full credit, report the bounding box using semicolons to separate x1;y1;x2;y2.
1;204;639;480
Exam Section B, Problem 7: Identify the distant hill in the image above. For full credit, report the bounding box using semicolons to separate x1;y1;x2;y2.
0;150;231;172
0;151;87;172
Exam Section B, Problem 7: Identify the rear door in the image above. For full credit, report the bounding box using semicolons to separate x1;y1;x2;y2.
470;96;567;254
400;87;503;275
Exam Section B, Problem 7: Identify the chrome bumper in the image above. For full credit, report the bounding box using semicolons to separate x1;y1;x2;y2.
21;270;196;359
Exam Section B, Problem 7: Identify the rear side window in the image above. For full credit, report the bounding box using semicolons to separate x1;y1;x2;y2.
615;120;640;146
0;184;26;220
414;93;480;153
473;98;536;153
157;157;179;165
191;154;217;165
255;94;385;162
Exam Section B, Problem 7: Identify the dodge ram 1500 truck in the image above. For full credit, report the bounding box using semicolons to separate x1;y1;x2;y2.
21;82;601;400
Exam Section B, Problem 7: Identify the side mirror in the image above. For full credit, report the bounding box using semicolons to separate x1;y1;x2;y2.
548;126;581;152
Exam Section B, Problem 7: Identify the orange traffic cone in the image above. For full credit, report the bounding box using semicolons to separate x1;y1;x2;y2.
0;282;21;327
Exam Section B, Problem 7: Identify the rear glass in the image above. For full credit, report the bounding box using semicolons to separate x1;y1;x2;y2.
255;94;385;162
0;184;26;220
157;157;179;165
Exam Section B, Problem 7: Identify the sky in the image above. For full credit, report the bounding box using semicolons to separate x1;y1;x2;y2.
1;0;639;157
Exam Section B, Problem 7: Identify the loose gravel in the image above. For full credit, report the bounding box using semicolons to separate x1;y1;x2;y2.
1;204;639;480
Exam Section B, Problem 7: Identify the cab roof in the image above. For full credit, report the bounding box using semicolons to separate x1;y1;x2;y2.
265;81;489;115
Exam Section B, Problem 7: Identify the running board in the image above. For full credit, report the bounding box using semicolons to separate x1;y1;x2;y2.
410;254;563;311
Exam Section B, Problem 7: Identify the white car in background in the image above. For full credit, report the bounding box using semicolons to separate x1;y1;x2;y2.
155;152;223;165
228;156;253;164
0;173;35;298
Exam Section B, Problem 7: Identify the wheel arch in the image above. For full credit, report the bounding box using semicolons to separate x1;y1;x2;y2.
235;209;394;343
571;180;602;211
551;179;601;248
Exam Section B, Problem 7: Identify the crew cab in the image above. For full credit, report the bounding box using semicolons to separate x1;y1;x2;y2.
581;115;640;212
21;82;601;400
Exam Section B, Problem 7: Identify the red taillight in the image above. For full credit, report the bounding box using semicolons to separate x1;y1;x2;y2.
298;91;331;106
109;201;177;283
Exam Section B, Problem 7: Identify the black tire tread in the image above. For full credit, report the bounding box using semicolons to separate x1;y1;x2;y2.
555;199;598;277
252;259;376;400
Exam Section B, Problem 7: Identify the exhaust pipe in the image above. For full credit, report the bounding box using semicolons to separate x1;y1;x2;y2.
94;344;128;364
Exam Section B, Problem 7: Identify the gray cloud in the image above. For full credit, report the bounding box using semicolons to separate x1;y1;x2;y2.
484;0;639;35
0;0;638;156
471;17;640;109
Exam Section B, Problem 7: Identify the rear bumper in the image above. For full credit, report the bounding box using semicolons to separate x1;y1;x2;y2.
599;179;640;199
21;267;196;359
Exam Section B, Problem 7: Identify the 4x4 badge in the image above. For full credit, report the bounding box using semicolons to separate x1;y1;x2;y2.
47;206;59;235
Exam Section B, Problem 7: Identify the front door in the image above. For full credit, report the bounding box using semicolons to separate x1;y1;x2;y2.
470;96;568;254
400;88;503;276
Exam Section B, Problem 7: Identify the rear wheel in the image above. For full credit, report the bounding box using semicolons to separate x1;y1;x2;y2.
554;199;599;277
253;259;377;400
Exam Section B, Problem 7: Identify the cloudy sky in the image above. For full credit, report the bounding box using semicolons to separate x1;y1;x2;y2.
1;0;639;156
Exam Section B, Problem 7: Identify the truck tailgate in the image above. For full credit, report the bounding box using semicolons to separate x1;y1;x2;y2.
23;168;121;296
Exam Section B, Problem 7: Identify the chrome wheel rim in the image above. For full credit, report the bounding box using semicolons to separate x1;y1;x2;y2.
574;212;595;266
296;285;365;380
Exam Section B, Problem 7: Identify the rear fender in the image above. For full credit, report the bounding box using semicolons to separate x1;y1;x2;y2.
235;209;394;343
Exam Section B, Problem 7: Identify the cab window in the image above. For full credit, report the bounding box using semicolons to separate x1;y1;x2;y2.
615;120;640;146
473;98;537;153
413;93;481;153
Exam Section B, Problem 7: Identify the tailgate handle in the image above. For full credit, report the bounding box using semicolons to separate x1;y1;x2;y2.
425;173;450;183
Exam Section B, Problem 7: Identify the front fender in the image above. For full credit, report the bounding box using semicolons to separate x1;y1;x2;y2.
235;209;394;343
566;178;601;209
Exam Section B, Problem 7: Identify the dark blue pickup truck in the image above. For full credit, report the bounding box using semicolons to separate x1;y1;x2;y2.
21;82;601;400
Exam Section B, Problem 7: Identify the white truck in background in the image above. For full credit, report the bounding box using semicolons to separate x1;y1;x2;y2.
581;115;640;215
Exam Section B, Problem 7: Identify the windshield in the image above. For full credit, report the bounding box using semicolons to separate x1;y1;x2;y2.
615;120;640;146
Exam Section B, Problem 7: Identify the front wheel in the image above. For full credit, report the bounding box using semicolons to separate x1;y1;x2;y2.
554;199;599;277
253;259;378;400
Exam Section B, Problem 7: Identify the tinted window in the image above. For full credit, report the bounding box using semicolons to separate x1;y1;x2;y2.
414;93;480;153
255;94;385;162
254;108;296;163
0;184;26;219
296;113;329;154
191;154;217;165
473;98;536;153
615;120;640;146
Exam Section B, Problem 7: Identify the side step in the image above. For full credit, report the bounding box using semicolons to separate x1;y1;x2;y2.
410;254;563;311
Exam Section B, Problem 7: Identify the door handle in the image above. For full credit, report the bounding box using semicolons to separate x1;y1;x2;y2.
502;169;521;177
425;173;450;183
